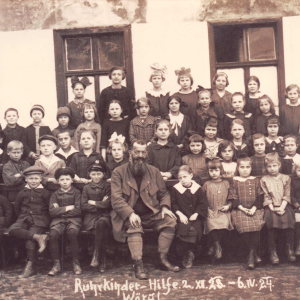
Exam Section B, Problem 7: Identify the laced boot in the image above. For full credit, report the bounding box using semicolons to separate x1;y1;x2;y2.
287;243;296;262
207;246;214;256
269;246;279;265
214;241;222;260
99;254;107;273
182;250;194;269
159;253;180;272
247;248;255;269
134;260;148;280
90;248;99;267
48;260;61;276
19;261;35;278
295;239;300;256
73;259;82;275
254;250;262;264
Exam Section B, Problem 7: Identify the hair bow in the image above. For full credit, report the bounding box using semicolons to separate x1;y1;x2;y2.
71;76;92;87
108;132;125;144
150;63;168;76
175;67;191;76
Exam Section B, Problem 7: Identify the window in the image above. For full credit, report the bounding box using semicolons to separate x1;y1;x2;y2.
208;19;285;113
53;25;134;107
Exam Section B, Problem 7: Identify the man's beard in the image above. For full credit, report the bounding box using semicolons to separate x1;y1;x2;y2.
129;157;147;177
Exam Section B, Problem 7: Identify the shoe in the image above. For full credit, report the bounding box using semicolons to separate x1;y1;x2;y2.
73;259;82;275
37;234;48;253
270;249;279;265
295;240;300;256
182;250;194;269
48;260;61;276
207;246;214;256
254;251;262;264
90;248;99;268
134;260;148;280
159;253;180;272
99;255;107;273
214;241;222;260
19;261;35;278
287;243;296;262
247;249;255;269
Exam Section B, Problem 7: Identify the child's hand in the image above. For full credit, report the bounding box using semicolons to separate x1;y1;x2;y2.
177;144;184;149
88;200;96;206
48;178;58;184
14;173;22;178
147;142;151;146
0;149;3;155
189;213;198;221
32;153;39;160
53;203;59;208
103;196;109;201
65;205;75;211
268;204;275;212
276;207;285;215
247;206;257;216
164;172;172;179
106;178;111;183
238;205;249;215
220;205;230;212
162;176;169;181
80;178;91;184
178;212;188;224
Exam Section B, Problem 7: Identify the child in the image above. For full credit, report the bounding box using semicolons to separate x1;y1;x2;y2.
260;152;295;264
203;117;223;160
66;76;96;129
101;100;130;160
280;84;300;136
146;63;169;118
48;167;82;276
0;194;13;232
22;105;52;164
224;92;254;140
74;103;101;153
130;98;156;146
70;130;105;182
244;76;263;116
52;107;75;139
217;140;237;180
254;95;275;136
35;135;66;185
250;134;267;177
211;72;232;114
202;158;233;260
8;166;49;278
229;157;265;269
230;119;250;158
281;134;300;175
171;165;208;268
147;119;181;180
2;141;30;187
98;67;136;124
182;134;208;182
81;162;111;272
165;96;192;148
55;130;78;166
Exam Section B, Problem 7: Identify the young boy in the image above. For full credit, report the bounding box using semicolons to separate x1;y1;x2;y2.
55;130;78;167
8;166;50;278
22;104;53;164
48;167;82;276
281;135;300;175
2;141;30;187
35;135;66;184
52;107;75;139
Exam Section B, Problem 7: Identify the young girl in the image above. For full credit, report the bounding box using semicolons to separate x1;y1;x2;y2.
164;96;192;148
203;117;223;160
147;119;181;180
101;100;130;160
229;157;265;269
217;140;237;180
146;63;169;118
202;158;233;260
254;95;275;136
281;135;300;175
244;76;263;116
211;72;232;114
130;98;156;146
81;161;111;273
250;134;267;177
230;119;250;158
171;166;208;268
280;84;300;136
74;103;101;153
260;152;295;264
224;92;253;140
66;76;96;129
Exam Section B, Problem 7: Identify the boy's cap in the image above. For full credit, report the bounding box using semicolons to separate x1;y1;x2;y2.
54;167;75;180
88;160;107;174
23;166;44;176
57;107;71;121
30;104;45;118
38;135;58;146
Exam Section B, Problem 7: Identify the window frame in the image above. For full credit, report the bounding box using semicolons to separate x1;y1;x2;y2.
208;18;286;112
53;25;134;108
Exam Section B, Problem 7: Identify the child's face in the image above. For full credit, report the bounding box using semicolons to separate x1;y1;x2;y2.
189;142;202;155
84;108;95;121
58;174;73;190
205;125;217;139
39;140;56;156
231;95;245;112
178;170;193;188
138;103;150;117
215;75;227;91
156;123;170;141
267;123;279;137
287;88;299;104
248;80;259;94
57;132;72;150
238;161;252;178
111;70;123;84
73;83;85;99
58;115;70;127
259;99;271;114
8;148;23;162
253;137;266;155
179;76;191;90
31;110;43;123
231;124;245;139
209;168;221;180
25;174;42;189
169;99;180;113
198;92;211;109
267;162;280;177
109;103;122;119
111;142;124;160
80;132;95;149
5;111;19;126
284;138;297;156
89;171;104;184
295;167;300;179
151;75;163;89
221;146;234;162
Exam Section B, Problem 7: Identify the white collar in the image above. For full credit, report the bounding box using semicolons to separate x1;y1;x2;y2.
266;136;282;143
56;146;78;159
233;176;256;182
146;89;169;97
39;154;61;167
25;184;44;189
168;113;184;135
284;153;300;163
174;180;200;194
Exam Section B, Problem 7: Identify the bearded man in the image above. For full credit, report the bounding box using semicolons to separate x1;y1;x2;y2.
111;140;179;279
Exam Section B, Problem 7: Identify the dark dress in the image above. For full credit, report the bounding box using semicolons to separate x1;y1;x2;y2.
253;114;274;136
280;104;300;136
146;90;170;118
211;89;232;114
250;155;266;177
106;157;128;177
233;142;250;158
244;93;261;117
265;137;285;157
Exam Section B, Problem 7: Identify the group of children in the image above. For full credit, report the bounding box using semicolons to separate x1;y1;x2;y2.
0;64;300;278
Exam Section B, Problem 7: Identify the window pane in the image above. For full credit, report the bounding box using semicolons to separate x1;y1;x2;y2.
67;76;95;103
247;28;276;61
97;34;125;69
65;37;92;71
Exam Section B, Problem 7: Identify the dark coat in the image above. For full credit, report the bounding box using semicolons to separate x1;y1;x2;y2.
0;195;13;228
2;159;30;186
